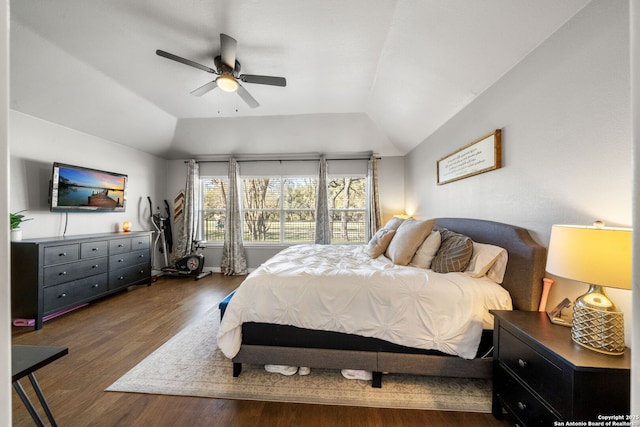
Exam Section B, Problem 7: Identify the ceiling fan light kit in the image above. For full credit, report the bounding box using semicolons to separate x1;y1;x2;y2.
216;75;239;92
157;33;286;108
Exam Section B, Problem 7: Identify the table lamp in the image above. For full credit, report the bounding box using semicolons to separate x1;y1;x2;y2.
545;222;632;355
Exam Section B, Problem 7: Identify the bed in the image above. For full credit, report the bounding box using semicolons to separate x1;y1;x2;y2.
217;218;546;388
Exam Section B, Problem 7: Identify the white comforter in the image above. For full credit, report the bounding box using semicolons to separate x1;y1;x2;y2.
217;244;512;360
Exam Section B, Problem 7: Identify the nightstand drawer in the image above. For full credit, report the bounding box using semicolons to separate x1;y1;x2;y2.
499;328;564;409
495;367;561;427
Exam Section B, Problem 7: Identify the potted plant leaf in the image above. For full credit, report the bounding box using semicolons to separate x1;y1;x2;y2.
10;210;32;241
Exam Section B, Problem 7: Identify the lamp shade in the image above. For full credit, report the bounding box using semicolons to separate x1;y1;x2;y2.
546;224;632;290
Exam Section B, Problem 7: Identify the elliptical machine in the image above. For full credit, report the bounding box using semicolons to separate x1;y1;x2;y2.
147;196;212;280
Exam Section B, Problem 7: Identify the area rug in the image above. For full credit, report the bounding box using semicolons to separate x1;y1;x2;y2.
106;308;492;412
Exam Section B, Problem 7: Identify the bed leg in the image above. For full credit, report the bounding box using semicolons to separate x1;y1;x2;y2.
372;371;382;388
233;362;242;377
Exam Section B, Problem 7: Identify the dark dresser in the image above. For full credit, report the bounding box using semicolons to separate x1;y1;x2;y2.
11;231;151;329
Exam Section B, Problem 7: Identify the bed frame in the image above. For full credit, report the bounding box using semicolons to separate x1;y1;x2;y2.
224;218;547;387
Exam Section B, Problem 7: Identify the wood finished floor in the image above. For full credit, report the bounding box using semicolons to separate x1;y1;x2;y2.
11;273;514;427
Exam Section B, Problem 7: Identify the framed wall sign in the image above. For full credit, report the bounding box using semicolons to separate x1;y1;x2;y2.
437;129;502;185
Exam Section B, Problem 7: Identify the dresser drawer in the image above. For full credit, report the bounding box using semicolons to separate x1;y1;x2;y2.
43;257;109;286
43;244;79;265
109;264;150;290
498;328;564;410
109;238;132;254
495;367;561;427
80;240;108;258
109;249;149;270
43;273;108;313
130;235;150;250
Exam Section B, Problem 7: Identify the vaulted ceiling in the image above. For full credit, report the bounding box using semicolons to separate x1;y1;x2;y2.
10;0;590;159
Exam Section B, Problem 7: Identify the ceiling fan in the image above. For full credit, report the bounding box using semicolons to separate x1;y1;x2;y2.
156;33;286;108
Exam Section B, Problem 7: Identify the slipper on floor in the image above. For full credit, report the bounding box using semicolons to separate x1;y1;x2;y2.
298;367;311;376
265;365;298;376
340;369;372;381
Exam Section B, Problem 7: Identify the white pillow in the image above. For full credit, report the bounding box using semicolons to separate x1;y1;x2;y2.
487;250;508;283
409;230;441;269
465;242;507;278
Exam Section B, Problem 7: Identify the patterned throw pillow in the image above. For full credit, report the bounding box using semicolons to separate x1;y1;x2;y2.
431;228;474;273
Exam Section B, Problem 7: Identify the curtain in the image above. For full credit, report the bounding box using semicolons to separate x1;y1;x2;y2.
174;159;200;260
366;154;382;240
315;156;331;244
221;159;248;275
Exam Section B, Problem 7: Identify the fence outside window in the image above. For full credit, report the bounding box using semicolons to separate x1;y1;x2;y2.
200;175;366;244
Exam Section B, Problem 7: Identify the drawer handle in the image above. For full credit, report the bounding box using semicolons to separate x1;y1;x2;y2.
137;241;143;245
517;359;527;368
92;284;99;288
92;264;99;269
139;269;144;274
92;247;99;251
118;276;125;280
138;254;145;258
59;271;67;276
59;252;67;257
118;244;124;248
59;293;67;298
118;258;124;263
517;401;527;411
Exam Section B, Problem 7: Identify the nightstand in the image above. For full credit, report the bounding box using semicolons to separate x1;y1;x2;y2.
491;310;630;426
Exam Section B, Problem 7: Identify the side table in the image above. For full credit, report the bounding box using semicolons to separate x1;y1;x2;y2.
12;345;68;427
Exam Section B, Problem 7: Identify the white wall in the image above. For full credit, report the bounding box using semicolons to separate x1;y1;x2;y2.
9;111;167;238
165;156;405;270
1;0;11;423
405;0;633;344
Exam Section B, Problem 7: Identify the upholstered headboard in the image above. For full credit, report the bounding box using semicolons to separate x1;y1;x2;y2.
435;218;547;311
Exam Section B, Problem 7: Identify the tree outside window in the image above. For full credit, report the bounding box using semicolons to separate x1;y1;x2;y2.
201;178;227;241
201;175;366;244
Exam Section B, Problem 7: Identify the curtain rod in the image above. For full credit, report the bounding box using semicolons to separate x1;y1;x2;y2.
185;156;380;164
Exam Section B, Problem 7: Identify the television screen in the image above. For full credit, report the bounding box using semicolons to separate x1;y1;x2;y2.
50;162;127;212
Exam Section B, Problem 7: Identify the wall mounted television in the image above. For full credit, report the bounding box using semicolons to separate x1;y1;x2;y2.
50;162;127;212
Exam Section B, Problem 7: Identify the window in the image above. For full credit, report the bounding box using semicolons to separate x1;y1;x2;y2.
200;173;367;245
242;177;318;243
201;177;228;242
328;177;366;243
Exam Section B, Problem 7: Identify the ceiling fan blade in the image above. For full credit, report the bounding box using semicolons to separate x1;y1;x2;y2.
236;84;260;108
191;80;218;96
240;74;287;87
156;49;216;74
220;33;238;70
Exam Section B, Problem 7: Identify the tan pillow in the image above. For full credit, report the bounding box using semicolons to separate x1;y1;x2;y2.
385;218;435;266
382;217;405;231
410;230;441;269
431;229;474;273
365;228;396;258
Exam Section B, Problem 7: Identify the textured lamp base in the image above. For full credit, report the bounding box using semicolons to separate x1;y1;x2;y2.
572;303;625;355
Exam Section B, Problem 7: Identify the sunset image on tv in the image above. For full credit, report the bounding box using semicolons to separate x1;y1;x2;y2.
56;167;126;208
